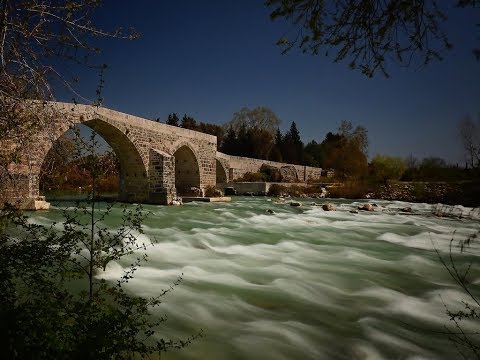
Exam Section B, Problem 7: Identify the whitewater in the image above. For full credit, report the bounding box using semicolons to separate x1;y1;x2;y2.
33;197;480;359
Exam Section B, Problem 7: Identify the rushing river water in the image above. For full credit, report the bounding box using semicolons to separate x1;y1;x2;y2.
34;197;479;359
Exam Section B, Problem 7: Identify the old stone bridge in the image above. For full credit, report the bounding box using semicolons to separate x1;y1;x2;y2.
1;102;323;209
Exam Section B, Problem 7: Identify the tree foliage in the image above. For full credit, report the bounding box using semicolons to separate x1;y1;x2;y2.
370;154;406;183
0;1;200;357
303;120;369;178
0;203;198;359
180;114;197;130
267;0;479;77
225;106;281;136
166;113;180;127
282;121;304;164
0;133;200;358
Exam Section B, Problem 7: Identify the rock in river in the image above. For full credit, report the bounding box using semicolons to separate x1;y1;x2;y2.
322;203;336;211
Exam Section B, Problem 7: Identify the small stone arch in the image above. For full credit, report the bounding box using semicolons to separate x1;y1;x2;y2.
172;144;201;194
216;158;229;185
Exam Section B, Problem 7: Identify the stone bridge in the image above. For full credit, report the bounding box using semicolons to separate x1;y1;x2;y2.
1;102;323;209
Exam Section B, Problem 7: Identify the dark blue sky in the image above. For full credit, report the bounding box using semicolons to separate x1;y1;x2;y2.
67;1;480;164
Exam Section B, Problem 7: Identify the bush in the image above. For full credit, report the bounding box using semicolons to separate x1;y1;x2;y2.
234;171;267;182
327;181;371;199
1;178;200;359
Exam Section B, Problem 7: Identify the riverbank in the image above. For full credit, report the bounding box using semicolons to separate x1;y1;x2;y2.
247;181;480;207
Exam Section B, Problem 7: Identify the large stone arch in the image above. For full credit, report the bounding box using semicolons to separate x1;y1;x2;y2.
81;118;149;202
172;144;201;194
36;115;149;203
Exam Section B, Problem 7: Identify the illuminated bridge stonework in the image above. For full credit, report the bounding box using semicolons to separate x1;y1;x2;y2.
1;102;323;209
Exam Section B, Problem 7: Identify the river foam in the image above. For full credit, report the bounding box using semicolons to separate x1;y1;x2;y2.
30;197;480;359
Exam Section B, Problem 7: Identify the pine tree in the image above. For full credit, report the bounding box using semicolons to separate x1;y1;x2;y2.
283;121;304;164
221;126;237;155
181;114;197;130
269;128;284;162
166;113;179;127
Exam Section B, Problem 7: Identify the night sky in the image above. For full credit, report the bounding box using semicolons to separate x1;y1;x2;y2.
64;1;480;164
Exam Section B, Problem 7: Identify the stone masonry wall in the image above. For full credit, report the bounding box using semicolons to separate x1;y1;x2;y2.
1;102;217;207
216;152;323;182
2;101;325;208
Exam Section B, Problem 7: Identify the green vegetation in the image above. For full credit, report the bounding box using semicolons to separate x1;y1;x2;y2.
0;1;197;358
0;196;198;359
370;155;406;184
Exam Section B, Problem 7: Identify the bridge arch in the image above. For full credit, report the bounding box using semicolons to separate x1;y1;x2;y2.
37;116;149;203
172;143;201;194
216;158;228;185
82;118;149;202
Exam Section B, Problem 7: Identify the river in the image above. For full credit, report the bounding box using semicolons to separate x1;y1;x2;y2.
33;197;479;359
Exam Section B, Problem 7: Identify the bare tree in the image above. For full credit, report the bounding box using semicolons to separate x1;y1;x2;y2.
266;0;479;77
225;106;281;136
0;0;137;204
459;114;480;168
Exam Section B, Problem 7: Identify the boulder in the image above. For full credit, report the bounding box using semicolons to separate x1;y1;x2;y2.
322;203;336;211
171;197;183;206
350;209;359;214
266;209;275;214
400;207;412;213
290;201;302;207
224;187;237;196
187;187;203;197
358;203;374;211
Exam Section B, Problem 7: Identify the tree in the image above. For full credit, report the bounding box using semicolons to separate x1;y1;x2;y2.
181;114;197;130
166;113;180;127
248;126;275;159
282;121;304;164
266;0;479;77
0;132;200;358
269;128;284;162
370;155;406;184
220;126;237;155
459;114;480;169
0;1;197;357
0;0;136;203
320;121;369;179
338;120;368;155
225;106;281;136
39;134;76;190
430;228;480;359
197;122;225;148
303;140;321;166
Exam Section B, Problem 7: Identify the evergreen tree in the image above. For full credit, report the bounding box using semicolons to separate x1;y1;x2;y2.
198;122;225;149
166;113;179;127
283;121;304;164
236;124;249;157
181;114;197;130
220;126;237;155
248;127;274;160
269;128;284;162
